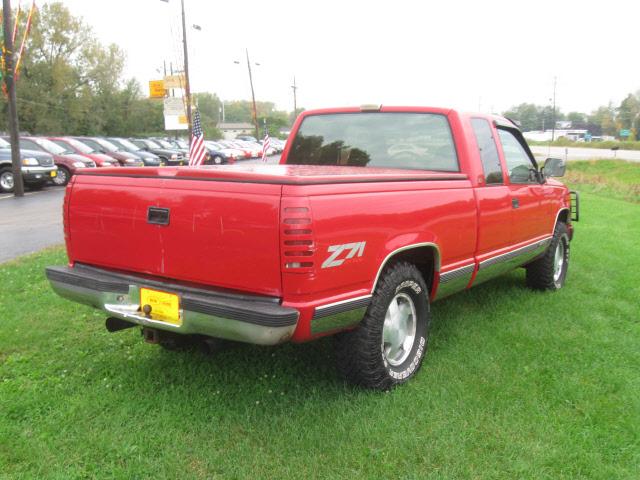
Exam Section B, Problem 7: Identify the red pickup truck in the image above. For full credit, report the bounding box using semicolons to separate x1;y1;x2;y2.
46;106;578;390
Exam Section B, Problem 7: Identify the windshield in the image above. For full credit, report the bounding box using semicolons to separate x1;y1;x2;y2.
95;138;120;152
175;140;188;149
34;138;69;155
144;139;161;149
0;138;10;148
156;139;174;149
66;138;94;153
115;138;140;151
287;112;459;172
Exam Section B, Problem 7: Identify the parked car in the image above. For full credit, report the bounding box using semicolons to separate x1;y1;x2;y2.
71;137;144;167
203;141;237;164
45;105;578;390
219;140;251;159
12;136;95;186
48;137;120;168
130;139;185;166
0;138;57;193
153;138;188;155
236;135;258;143
207;141;245;162
107;138;162;166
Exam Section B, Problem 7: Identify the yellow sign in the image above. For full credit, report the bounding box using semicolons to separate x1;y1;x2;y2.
178;115;188;124
140;288;181;325
164;73;186;89
149;80;166;98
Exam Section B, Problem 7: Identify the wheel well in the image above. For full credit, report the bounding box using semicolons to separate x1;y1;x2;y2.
557;209;569;225
377;246;438;294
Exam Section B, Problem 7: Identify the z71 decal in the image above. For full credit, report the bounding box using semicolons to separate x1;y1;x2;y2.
322;241;366;269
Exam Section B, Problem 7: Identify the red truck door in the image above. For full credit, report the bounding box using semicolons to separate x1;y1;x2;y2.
469;118;512;257
495;128;549;245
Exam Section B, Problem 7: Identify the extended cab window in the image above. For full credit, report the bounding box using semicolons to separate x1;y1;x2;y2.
471;118;503;184
287;112;459;172
497;129;536;183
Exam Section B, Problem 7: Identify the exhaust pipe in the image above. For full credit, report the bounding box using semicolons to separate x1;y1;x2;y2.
105;317;136;333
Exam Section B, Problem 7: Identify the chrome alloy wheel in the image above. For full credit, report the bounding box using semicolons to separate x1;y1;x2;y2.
52;167;68;186
553;240;565;283
0;170;14;191
382;292;417;367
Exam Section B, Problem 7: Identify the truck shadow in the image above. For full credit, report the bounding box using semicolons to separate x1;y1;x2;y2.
113;270;533;403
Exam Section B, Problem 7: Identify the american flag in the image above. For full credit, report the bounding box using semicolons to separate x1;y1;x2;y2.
188;108;207;166
261;124;270;162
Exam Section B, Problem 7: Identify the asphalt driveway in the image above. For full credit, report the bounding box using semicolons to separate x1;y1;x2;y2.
0;187;65;263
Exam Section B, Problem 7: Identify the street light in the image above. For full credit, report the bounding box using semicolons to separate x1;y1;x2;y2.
234;50;260;140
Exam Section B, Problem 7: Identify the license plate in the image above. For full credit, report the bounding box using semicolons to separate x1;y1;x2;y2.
50;171;57;178
140;288;181;325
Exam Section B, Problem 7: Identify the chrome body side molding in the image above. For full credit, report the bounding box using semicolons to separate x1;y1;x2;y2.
473;237;552;286
311;295;372;335
434;264;474;300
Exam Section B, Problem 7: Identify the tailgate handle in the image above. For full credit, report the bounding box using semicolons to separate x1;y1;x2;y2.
147;207;170;226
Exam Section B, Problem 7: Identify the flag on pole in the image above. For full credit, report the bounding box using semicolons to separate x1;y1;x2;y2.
188;107;207;166
14;1;36;81
261;121;270;162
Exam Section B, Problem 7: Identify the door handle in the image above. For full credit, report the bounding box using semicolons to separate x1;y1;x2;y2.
512;198;520;209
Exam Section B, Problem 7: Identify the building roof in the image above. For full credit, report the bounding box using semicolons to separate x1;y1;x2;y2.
219;122;254;130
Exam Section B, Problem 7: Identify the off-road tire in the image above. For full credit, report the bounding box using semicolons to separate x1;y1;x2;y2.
334;262;430;390
526;222;570;290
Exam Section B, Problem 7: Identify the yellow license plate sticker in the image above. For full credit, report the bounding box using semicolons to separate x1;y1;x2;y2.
140;288;181;325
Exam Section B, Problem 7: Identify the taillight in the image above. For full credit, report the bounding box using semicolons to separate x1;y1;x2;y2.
281;198;315;273
63;180;73;263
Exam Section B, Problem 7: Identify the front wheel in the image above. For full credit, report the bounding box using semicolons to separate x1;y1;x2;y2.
0;167;14;193
52;166;70;186
213;155;223;165
334;262;430;390
526;222;570;290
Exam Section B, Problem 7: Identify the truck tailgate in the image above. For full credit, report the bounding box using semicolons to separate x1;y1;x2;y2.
67;174;283;296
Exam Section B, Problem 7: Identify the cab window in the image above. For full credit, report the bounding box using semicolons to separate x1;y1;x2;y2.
471;118;503;184
497;129;536;183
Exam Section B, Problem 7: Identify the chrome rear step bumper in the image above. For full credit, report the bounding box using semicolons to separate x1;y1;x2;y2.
45;264;299;346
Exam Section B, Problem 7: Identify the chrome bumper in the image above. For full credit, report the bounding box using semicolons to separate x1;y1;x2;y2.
45;264;299;346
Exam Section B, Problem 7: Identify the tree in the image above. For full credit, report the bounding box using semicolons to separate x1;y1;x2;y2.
193;92;222;138
589;104;617;137
617;93;640;134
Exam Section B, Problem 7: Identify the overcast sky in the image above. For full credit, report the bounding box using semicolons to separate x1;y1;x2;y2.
55;0;638;115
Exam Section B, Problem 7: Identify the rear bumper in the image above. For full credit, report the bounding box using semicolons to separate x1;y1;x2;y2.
45;264;299;346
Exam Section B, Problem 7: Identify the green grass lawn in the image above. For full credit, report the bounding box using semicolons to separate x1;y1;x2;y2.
564;160;640;203
1;182;640;478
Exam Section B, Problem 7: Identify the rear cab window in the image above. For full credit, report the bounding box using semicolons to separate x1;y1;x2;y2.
287;112;459;172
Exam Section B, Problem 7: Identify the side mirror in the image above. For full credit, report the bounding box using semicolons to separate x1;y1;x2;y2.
543;157;566;178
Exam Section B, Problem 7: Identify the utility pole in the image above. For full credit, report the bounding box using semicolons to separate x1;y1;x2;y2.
3;0;24;197
551;76;557;142
291;76;298;120
180;0;192;140
245;49;260;140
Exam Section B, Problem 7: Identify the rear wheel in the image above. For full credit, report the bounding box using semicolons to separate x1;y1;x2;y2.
334;262;430;390
0;167;14;193
52;166;70;186
526;222;570;290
